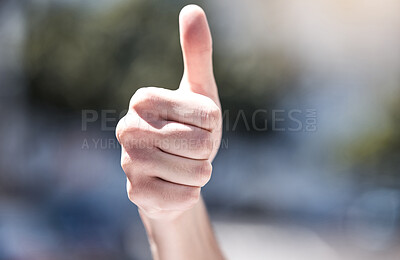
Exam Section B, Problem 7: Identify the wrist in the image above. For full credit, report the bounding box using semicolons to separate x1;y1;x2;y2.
138;197;224;260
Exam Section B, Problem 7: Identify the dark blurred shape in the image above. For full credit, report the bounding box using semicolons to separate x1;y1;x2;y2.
24;0;183;111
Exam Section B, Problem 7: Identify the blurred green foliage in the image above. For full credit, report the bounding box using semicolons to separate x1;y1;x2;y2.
343;93;400;184
24;0;297;131
25;1;184;110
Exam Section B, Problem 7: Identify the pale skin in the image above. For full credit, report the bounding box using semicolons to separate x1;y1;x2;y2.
116;5;225;260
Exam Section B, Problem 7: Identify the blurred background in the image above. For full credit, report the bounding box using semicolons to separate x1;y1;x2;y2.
1;0;400;259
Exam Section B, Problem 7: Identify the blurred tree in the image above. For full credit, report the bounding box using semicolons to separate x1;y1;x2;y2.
25;0;183;110
343;92;400;185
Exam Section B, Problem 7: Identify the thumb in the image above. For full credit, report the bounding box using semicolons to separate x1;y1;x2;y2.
178;5;219;104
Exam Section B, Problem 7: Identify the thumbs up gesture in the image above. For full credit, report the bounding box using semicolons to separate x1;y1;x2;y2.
116;5;222;220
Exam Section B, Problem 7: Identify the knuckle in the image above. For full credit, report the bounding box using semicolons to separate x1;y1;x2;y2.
127;188;143;207
116;114;154;149
193;130;213;157
127;178;148;206
136;87;155;100
183;188;201;208
121;153;140;174
115;116;127;143
130;87;159;110
209;104;221;122
198;104;221;128
116;113;140;143
195;161;212;186
174;188;201;212
126;180;137;203
209;107;222;129
120;152;132;172
202;131;213;150
199;108;211;123
127;186;135;203
121;151;153;176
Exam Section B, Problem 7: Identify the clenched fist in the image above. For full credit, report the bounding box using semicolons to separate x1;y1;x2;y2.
116;5;222;221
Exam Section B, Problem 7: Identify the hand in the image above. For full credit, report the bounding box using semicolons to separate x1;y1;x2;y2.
116;5;222;221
